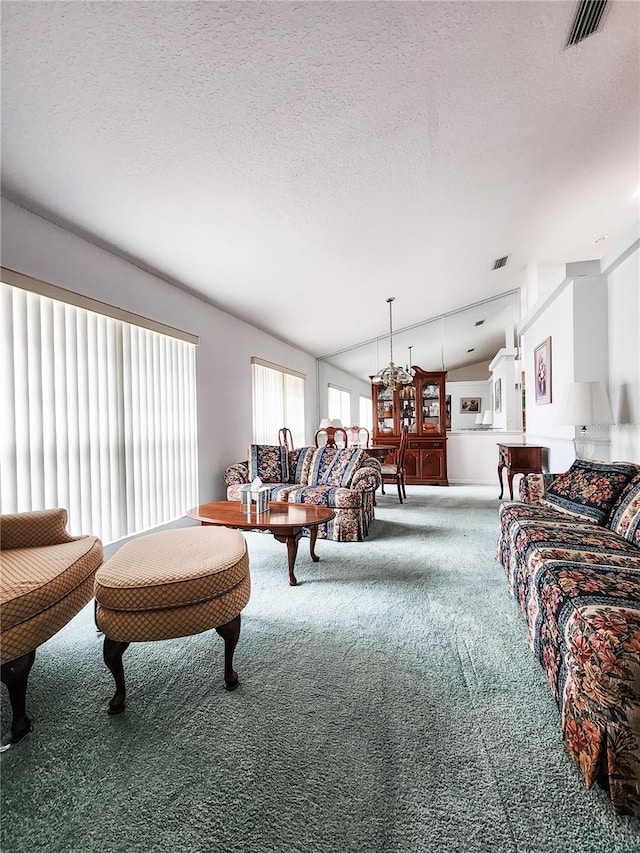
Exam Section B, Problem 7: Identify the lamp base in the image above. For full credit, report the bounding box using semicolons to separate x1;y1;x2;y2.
574;427;594;460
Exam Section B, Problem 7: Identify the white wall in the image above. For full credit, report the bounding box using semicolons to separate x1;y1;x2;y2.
606;235;640;461
1;199;319;502
488;348;522;432
518;229;640;471
447;430;525;486
447;380;490;431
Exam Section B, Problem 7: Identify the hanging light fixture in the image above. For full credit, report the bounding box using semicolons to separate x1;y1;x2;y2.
405;345;415;379
372;297;413;391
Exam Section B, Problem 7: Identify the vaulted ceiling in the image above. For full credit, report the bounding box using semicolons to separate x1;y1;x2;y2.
2;2;638;376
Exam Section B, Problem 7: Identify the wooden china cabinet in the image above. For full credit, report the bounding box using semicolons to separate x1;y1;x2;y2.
371;367;448;486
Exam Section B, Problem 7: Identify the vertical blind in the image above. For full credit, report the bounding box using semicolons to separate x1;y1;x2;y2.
0;282;198;543
251;359;305;446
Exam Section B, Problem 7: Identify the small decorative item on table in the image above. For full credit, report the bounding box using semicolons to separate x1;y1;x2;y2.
239;479;270;514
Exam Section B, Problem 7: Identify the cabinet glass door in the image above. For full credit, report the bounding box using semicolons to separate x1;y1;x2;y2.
376;387;395;436
421;382;441;434
398;384;417;433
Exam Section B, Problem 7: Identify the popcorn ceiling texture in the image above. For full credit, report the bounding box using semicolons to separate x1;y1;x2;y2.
1;2;638;357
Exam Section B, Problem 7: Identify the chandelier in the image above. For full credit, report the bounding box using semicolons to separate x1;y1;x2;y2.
371;297;413;391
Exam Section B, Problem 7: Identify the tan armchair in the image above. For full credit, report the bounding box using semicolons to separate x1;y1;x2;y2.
0;508;103;747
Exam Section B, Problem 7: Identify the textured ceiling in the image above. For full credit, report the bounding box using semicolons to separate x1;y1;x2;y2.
2;1;639;373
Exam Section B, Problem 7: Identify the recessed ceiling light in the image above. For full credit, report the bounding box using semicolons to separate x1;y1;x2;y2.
593;234;609;244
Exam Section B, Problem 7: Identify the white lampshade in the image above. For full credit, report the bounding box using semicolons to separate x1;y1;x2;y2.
559;381;614;427
331;418;343;428
474;413;483;426
318;418;332;429
482;410;493;426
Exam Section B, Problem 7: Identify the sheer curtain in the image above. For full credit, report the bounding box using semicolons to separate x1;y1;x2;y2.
0;281;198;543
251;359;305;446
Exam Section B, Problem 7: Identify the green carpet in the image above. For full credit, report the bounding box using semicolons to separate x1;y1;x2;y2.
2;485;638;852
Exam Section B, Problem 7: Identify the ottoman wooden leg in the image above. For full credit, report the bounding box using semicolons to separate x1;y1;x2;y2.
103;637;130;716
215;614;241;691
1;650;36;745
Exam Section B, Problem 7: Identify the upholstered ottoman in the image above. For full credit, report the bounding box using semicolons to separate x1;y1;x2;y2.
94;527;250;715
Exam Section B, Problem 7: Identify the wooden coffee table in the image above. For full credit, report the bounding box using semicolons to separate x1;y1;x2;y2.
186;501;336;586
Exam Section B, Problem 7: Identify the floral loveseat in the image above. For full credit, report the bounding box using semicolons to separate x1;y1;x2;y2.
224;445;381;542
498;458;640;815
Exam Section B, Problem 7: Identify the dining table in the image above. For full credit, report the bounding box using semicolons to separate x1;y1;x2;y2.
363;444;396;463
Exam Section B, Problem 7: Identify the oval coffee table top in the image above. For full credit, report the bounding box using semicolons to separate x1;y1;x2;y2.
186;501;335;530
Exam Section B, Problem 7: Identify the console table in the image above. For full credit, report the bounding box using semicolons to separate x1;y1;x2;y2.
497;443;544;500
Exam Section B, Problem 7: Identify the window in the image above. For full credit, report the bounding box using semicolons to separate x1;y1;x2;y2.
1;273;199;544
251;358;305;446
359;396;372;431
328;384;351;426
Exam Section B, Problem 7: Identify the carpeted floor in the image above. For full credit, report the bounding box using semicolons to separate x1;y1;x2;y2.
1;485;638;852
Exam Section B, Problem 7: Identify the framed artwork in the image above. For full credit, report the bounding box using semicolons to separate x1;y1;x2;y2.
494;378;502;413
534;337;552;405
460;397;481;414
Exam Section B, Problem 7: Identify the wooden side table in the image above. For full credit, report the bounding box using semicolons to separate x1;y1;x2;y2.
497;443;544;500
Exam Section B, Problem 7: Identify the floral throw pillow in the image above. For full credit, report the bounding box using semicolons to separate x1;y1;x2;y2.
248;445;289;483
539;459;638;525
320;448;366;488
609;473;640;546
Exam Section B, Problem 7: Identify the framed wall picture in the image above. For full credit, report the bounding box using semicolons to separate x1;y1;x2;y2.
494;378;502;413
460;397;481;414
534;337;552;405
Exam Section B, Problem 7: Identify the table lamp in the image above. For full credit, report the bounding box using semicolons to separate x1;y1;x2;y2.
559;381;614;459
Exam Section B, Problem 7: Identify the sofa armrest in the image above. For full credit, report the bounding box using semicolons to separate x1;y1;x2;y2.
224;462;249;487
518;473;556;504
350;463;382;492
0;508;77;550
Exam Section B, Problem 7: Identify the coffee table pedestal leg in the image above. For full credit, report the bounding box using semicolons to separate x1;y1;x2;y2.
274;528;303;585
309;526;321;563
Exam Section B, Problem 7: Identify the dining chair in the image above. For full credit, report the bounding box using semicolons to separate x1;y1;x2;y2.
278;427;294;451
380;425;408;503
347;426;370;448
314;426;348;448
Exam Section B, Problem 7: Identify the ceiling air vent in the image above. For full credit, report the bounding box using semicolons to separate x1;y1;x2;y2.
566;0;609;48
474;320;484;327
492;256;509;270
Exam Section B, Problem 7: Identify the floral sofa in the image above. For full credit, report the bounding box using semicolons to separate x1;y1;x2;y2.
498;458;640;815
224;445;381;542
